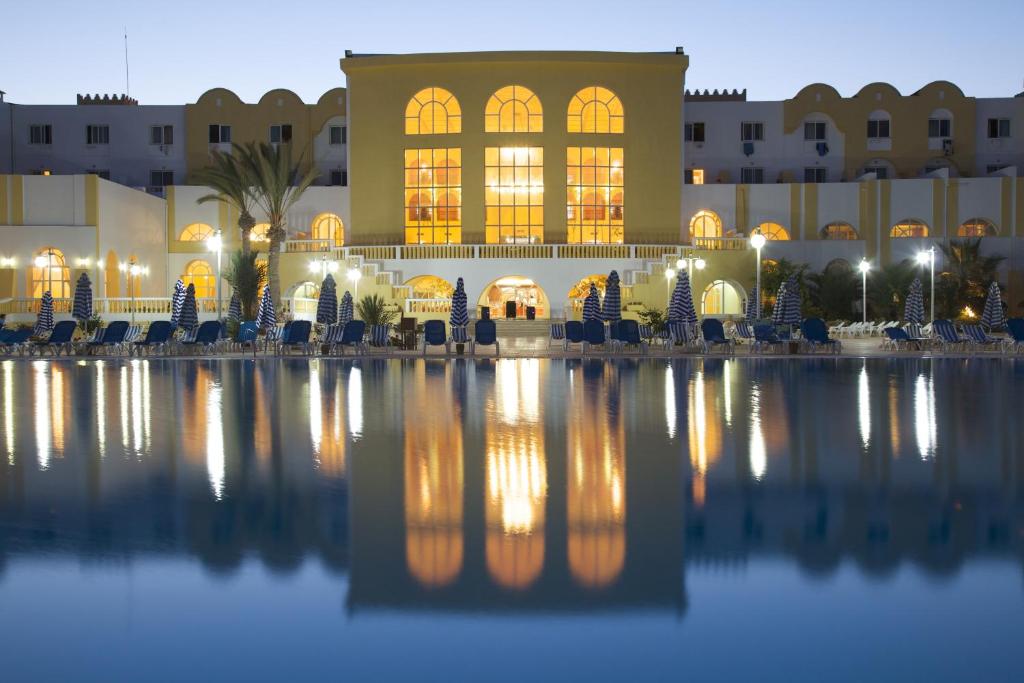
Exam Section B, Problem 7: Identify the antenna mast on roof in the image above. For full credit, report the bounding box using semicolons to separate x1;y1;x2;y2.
124;27;130;98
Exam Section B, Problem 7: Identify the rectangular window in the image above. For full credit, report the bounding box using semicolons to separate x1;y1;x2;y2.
864;165;888;179
684;168;705;185
867;119;890;139
567;147;623;244
269;124;293;144
741;122;764;142
740;167;764;184
87;169;111;180
329;169;348;186
804;121;826;141
486;147;544;244
329;125;347;145
987;118;1010;138
150;125;174;145
404;148;461;244
208;124;231;144
86;125;110;145
928;118;951;138
804;167;827;183
150;170;173;187
685;122;705;143
29;124;52;145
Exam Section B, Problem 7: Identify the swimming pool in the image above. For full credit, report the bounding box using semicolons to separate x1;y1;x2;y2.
0;357;1021;681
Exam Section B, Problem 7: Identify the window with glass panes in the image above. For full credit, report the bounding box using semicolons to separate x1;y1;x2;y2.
567;147;623;244
741;122;764;141
928;118;951;138
404;149;461;244
485;147;544;244
867;118;890;138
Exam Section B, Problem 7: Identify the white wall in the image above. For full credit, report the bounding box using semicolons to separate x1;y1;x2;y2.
0;224;97;297
684;101;785;183
20;175;89;225
97;179;168;295
312;115;347;184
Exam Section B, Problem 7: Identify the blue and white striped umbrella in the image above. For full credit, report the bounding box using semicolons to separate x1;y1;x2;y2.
771;280;789;326
256;286;276;331
72;272;93;323
601;270;622;323
745;283;759;323
34;291;54;336
668;270;697;325
781;275;802;326
582;283;601;321
227;292;242;322
338;291;353;326
169;279;186;329
981;280;1005;330
450;277;469;327
316;273;338;325
904;277;925;325
178;283;199;330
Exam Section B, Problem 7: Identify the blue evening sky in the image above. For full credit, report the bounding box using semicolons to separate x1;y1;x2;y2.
3;0;1022;104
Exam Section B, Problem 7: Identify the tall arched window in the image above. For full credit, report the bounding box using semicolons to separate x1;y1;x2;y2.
756;222;790;241
689;210;722;239
821;222;859;240
957;218;997;237
30;247;71;298
485;85;543;133
182;260;216;299
179;222;215;242
311;213;344;245
568;87;624;134
405;87;461;135
890;219;929;238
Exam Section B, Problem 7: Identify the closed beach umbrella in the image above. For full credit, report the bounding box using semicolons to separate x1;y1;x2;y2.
582;283;600;322
668;270;697;325
169;279;186;329
178;283;199;330
450;277;469;328
34;291;55;336
781;275;802;327
981;281;1005;331
904;277;924;325
338;291;353;326
227;292;242;322
316;273;338;325
745;283;759;323
256;286;276;331
72;272;93;325
601;270;622;323
771;281;789;326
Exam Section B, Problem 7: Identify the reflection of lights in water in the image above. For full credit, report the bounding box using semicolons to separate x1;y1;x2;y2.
131;360;143;454
914;373;937;460
3;361;13;464
497;358;539;424
749;385;767;480
348;367;363;439
488;443;545;533
888;380;900;456
207;382;225;499
664;364;675;439
858;364;870;449
688;370;708;504
33;361;50;470
50;365;64;454
142;360;151;452
723;360;733;427
119;365;129;451
96;362;106;457
309;362;322;457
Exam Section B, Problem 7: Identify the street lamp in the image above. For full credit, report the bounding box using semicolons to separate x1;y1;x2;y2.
676;255;707;282
665;267;676;302
347;266;362;301
309;254;340;280
916;246;936;322
749;231;767;319
207;230;224;318
857;259;871;324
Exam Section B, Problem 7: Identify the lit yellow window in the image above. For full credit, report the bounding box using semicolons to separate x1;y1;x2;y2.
311;212;344;245
405;88;461;135
890;219;929;238
30;247;71;298
485;85;543;133
251;222;270;243
567;147;623;244
957;218;996;237
485;147;544;244
755;222;790;241
179;222;215;241
405;148;462;244
689;210;722;239
182;259;216;299
821;222;858;239
567;87;624;134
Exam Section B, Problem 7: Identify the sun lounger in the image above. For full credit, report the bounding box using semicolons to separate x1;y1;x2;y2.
472;319;500;356
131;321;173;356
801;317;842;354
422;320;449;355
700;318;735;354
30;320;77;356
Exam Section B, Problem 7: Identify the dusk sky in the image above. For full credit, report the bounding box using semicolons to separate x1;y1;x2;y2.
4;0;1023;104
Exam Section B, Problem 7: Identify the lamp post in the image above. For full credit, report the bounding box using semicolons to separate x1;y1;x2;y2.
347;266;362;301
207;230;223;319
916;246;936;322
858;259;871;324
664;267;675;302
309;255;340;280
676;255;707;282
119;258;146;324
749;231;767;319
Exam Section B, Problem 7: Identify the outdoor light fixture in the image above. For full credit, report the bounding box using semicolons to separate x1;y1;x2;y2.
916;247;936;322
34;255;48;269
858;259;871;323
749;233;767;250
694;258;707;271
750;231;767;318
664;267;675;300
347;266;362;299
207;230;224;318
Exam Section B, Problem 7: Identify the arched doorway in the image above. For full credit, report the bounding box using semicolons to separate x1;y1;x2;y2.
477;276;549;320
286;281;320;320
404;275;454;299
702;280;745;316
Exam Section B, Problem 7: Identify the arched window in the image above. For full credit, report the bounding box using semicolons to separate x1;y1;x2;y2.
179;222;215;242
702;280;745;315
890;219;929;238
756;222;790;241
182;260;216;299
690;210;722;239
485;85;542;133
957;217;997;237
404;275;454;299
251;223;270;243
30;247;71;298
405;87;461;135
568;87;624;134
312;213;344;245
821;222;859;240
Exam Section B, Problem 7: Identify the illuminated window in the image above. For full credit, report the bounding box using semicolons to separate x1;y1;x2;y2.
702;280;745;315
689;210;722;239
567;147;623;244
685;168;705;185
485;85;542;133
311;212;344;245
182;260;215;299
821;222;859;239
30;247;71;298
485;147;544;244
251;222;270;243
756;222;790;241
405;275;454;299
567;87;623;134
405;148;462;244
179;222;215;242
957;217;997;237
890;219;929;238
405;87;461;135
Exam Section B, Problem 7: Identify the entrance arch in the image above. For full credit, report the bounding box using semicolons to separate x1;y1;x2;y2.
702;280;746;316
404;275;454;299
286;280;320;320
477;275;550;320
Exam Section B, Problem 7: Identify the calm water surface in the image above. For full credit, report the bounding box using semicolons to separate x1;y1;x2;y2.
0;357;1022;682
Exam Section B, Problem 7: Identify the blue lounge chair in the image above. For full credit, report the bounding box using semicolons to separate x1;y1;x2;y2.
278;320;312;355
752;323;784;354
132;321;173;355
367;324;392;352
549;323;565;347
335;320;366;355
608;321;622;347
472;319;500;356
87;321;130;355
962;324;1000;352
583;319;606;353
666;321;697;352
733;321;755;346
179;320;222;354
1006;318;1024;353
700;318;735;354
422;319;450;355
31;320;77;356
564;321;585;351
882;327;915;351
0;328;33;355
932;319;968;352
228;321;259;352
616;319;647;354
800;317;842;354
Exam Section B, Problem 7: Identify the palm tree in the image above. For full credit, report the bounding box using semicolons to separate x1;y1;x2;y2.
867;259;918;321
761;258;809;318
937;238;1005;318
239;142;319;309
193;149;258;254
806;261;858;320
